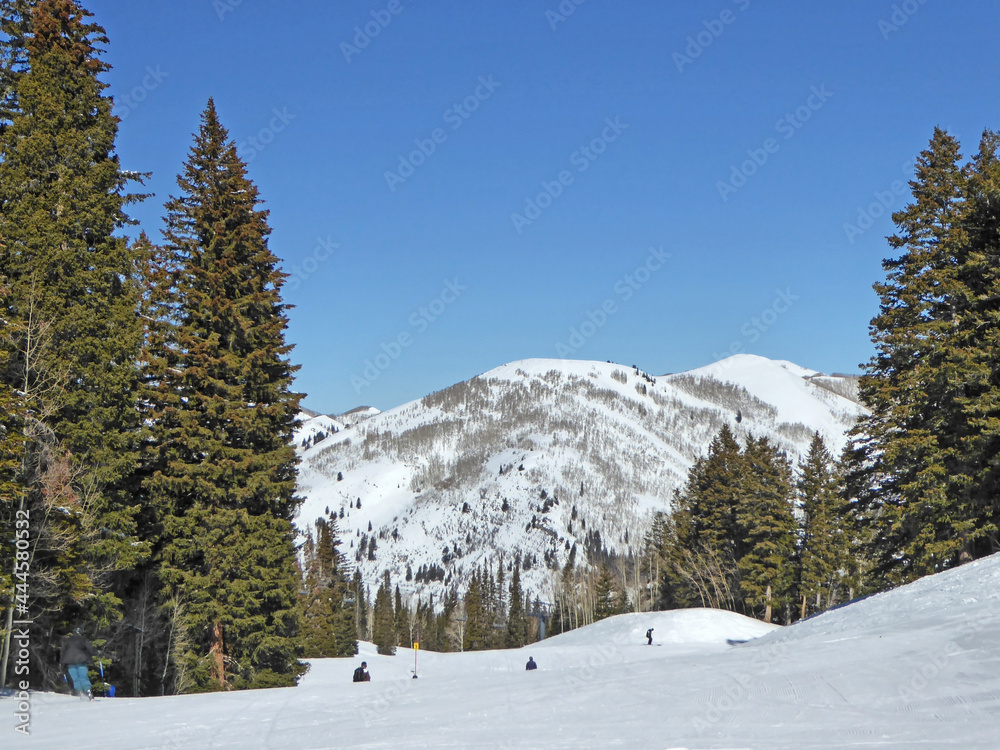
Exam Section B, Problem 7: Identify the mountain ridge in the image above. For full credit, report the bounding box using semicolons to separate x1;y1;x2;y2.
294;354;865;604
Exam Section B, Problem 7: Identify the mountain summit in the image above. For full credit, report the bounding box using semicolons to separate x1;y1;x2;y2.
295;355;864;602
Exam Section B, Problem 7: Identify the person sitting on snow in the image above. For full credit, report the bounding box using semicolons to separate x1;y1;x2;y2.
353;661;370;682
525;656;537;670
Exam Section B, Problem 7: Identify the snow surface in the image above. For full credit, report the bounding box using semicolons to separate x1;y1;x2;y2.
13;553;1000;748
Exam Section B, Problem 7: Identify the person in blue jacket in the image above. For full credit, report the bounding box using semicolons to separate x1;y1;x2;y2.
525;656;537;670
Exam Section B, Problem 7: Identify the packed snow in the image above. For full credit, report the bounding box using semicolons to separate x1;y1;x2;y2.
13;552;1000;748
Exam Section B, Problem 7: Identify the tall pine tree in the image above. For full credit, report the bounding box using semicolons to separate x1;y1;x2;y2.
796;433;848;617
735;436;797;623
847;127;1000;585
142;99;303;692
0;0;147;685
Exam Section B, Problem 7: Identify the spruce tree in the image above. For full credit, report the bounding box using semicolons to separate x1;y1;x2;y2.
299;516;357;658
0;0;40;131
372;571;396;655
735;436;796;623
658;425;744;610
463;568;486;651
847;127;1000;584
0;0;147;684
505;566;527;648
142;99;303;692
593;564;617;621
952;130;1000;560
796;433;847;617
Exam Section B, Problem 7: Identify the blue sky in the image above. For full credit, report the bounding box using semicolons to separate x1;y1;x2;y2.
87;0;1000;414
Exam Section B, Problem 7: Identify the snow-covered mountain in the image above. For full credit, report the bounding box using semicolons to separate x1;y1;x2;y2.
294;354;865;602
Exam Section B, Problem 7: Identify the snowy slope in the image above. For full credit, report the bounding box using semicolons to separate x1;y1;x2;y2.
19;553;1000;749
294;354;865;604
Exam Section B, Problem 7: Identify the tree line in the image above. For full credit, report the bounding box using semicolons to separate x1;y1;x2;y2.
299;512;543;657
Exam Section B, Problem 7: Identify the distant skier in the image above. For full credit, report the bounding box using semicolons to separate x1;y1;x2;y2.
60;627;96;700
525;656;537;671
646;628;654;645
353;661;370;682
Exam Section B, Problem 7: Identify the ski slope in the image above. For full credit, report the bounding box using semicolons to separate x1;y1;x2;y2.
12;553;1000;748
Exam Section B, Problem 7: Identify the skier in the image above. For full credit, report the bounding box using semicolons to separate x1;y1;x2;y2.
352;661;370;682
525;656;537;671
60;627;96;700
646;628;654;645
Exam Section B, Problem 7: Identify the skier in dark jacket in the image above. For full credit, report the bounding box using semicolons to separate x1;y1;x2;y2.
646;628;654;645
60;627;96;700
352;661;370;682
525;656;537;670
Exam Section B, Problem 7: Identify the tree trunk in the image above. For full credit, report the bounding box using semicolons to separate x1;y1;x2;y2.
764;584;772;624
209;622;225;689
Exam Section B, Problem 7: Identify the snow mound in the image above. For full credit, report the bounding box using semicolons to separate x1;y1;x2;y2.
536;608;777;650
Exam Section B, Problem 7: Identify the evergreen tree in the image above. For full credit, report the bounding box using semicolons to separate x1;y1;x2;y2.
657;426;743;610
796;434;849;617
0;1;38;131
952;130;1000;560
372;571;396;655
847;127;1000;585
0;0;147;685
735;436;797;623
682;425;744;556
394;585;408;648
298;516;357;658
142;100;303;692
463;568;486;651
505;566;527;648
593;564;617;621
